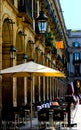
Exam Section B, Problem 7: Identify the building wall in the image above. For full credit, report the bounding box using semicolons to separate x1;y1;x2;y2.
67;30;81;95
0;0;68;125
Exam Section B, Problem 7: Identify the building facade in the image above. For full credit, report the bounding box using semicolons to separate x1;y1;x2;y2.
0;0;68;124
67;30;81;95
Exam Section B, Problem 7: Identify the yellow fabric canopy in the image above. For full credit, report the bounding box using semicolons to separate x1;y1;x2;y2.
0;61;65;77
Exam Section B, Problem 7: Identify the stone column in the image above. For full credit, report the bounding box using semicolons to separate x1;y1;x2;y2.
24;77;27;105
38;77;41;101
37;0;39;16
56;79;58;97
54;79;57;97
49;77;51;100
52;78;55;99
46;59;49;100
13;78;17;106
50;62;52;100
43;54;45;101
32;76;35;103
38;51;41;101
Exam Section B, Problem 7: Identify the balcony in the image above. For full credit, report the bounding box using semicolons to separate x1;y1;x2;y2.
56;55;63;66
43;0;58;26
73;59;81;64
51;46;57;55
18;0;32;24
68;46;81;53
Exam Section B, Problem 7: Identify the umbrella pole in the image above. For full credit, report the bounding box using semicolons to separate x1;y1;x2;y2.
30;76;33;128
67;102;71;126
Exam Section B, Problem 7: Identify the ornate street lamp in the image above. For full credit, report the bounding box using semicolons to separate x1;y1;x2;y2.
36;11;48;34
18;31;27;62
10;45;16;59
22;53;28;63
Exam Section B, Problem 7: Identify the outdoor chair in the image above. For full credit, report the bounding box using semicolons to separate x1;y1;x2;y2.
38;108;49;129
52;107;67;129
38;108;55;130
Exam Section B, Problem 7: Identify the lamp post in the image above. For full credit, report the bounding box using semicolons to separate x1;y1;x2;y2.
36;10;48;34
22;53;28;63
18;31;27;63
35;1;48;108
10;45;16;59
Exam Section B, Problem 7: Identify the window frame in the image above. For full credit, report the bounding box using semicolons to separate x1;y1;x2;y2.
73;52;80;61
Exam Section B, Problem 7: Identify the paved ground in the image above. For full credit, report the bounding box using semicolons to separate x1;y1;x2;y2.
13;104;81;130
72;104;81;130
61;104;81;130
16;118;38;130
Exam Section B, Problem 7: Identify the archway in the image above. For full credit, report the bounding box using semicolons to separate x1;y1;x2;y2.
2;18;13;108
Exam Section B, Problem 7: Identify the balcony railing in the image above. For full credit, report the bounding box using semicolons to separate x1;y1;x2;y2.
43;0;58;25
51;46;57;55
56;55;63;63
73;59;81;64
68;47;81;53
18;0;32;18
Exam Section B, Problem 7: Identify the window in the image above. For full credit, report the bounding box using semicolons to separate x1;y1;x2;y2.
74;64;80;76
73;52;80;61
18;0;32;18
73;41;79;47
10;0;14;5
18;0;24;6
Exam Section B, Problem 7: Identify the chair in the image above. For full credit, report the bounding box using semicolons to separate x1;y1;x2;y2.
38;108;49;129
24;109;30;123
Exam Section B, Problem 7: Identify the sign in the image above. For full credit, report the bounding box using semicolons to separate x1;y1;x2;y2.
56;41;64;48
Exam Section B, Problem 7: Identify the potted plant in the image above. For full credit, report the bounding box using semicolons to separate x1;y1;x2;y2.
45;32;54;48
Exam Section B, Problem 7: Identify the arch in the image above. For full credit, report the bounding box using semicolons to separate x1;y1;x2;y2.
2;18;13;109
2;18;14;69
2;18;13;45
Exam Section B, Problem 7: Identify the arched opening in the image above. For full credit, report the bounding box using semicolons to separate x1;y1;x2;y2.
2;18;13;120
